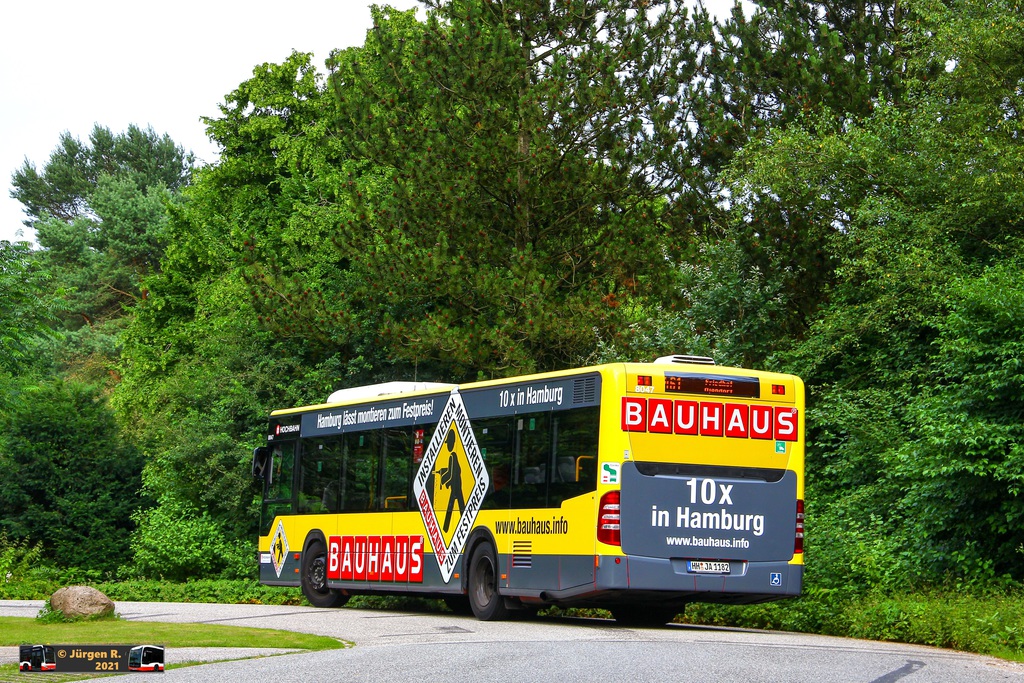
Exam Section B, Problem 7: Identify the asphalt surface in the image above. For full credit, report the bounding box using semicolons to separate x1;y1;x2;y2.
3;600;1024;682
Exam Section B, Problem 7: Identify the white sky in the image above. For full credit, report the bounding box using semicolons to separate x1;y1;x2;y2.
0;0;421;243
1;0;739;244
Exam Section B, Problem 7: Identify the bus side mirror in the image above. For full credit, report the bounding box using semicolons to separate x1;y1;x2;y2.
252;446;271;480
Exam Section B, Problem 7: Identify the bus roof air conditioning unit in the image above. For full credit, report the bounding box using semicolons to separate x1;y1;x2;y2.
327;381;456;404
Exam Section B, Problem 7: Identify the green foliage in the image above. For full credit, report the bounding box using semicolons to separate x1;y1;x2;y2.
346;595;448;613
322;2;695;375
671;0;912;340
0;241;64;373
0;379;145;573
0;531;43;584
127;499;254;581
9;124;192;387
846;594;1024;657
111;55;388;548
12;124;191;222
713;0;1024;583
0;615;346;652
683;590;1024;659
674;238;794;367
101;580;303;605
894;258;1024;578
594;300;714;366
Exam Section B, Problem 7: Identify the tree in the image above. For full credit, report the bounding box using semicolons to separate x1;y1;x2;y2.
319;2;701;376
9;125;193;383
12;124;191;224
900;259;1024;577
114;53;360;551
0;240;64;374
593;0;914;367
716;0;1024;580
0;379;146;573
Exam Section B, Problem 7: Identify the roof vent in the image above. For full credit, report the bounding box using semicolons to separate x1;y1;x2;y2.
654;354;716;365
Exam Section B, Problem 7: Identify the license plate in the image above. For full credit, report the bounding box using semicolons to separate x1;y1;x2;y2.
687;561;730;574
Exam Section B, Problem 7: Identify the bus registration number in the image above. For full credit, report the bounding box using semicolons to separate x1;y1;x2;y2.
687;561;730;574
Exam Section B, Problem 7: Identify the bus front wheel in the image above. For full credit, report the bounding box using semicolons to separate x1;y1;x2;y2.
467;543;510;621
301;539;349;608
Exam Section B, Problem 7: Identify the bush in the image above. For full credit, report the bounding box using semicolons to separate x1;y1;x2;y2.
95;579;303;605
0;380;146;573
845;593;1024;657
126;499;254;581
0;531;43;584
682;588;1024;661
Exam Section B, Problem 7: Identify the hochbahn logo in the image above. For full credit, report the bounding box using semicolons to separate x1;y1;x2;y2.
413;390;489;583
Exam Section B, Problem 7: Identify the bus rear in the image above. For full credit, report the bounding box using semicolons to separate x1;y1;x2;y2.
594;357;804;620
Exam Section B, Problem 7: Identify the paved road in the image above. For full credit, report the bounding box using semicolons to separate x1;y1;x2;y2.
3;600;1023;682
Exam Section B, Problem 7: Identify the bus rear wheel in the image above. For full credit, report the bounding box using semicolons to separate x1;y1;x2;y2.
301;539;349;608
467;543;510;621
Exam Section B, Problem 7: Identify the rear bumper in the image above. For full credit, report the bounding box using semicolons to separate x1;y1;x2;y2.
594;554;802;603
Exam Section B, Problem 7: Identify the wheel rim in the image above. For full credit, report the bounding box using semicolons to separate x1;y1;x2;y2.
308;554;328;594
472;554;496;607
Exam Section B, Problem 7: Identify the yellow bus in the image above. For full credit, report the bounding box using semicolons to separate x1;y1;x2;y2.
252;355;804;624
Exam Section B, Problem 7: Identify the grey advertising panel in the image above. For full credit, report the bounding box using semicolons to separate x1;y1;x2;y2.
301;394;444;437
621;462;797;562
300;374;602;439
460;373;601;419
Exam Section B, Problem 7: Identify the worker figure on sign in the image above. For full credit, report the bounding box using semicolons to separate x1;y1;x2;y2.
273;534;285;568
438;427;465;533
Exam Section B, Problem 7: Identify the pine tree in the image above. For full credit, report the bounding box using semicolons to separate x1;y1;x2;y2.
323;1;701;376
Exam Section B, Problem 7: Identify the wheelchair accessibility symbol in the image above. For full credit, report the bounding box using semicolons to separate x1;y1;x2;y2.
769;572;783;587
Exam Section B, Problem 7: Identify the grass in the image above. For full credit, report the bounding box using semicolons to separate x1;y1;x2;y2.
0;614;348;682
0;615;347;649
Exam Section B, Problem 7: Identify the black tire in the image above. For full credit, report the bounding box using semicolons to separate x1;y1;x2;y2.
467;542;510;621
443;594;473;615
611;604;678;627
301;539;349;608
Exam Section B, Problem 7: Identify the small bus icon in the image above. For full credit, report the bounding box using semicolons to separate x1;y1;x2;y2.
128;645;165;672
19;645;56;672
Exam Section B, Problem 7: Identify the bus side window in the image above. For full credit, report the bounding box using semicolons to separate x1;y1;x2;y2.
381;427;412;510
479;418;514;509
298;438;343;514
343;431;378;511
549;406;599;505
514;412;551;508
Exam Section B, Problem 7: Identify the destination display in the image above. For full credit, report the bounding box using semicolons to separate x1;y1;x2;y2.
664;373;761;398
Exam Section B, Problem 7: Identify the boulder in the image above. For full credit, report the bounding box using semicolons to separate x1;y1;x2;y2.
50;586;115;618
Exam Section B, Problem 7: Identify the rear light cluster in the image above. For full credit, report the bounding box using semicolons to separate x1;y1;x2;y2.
795;499;804;554
597;490;621;546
